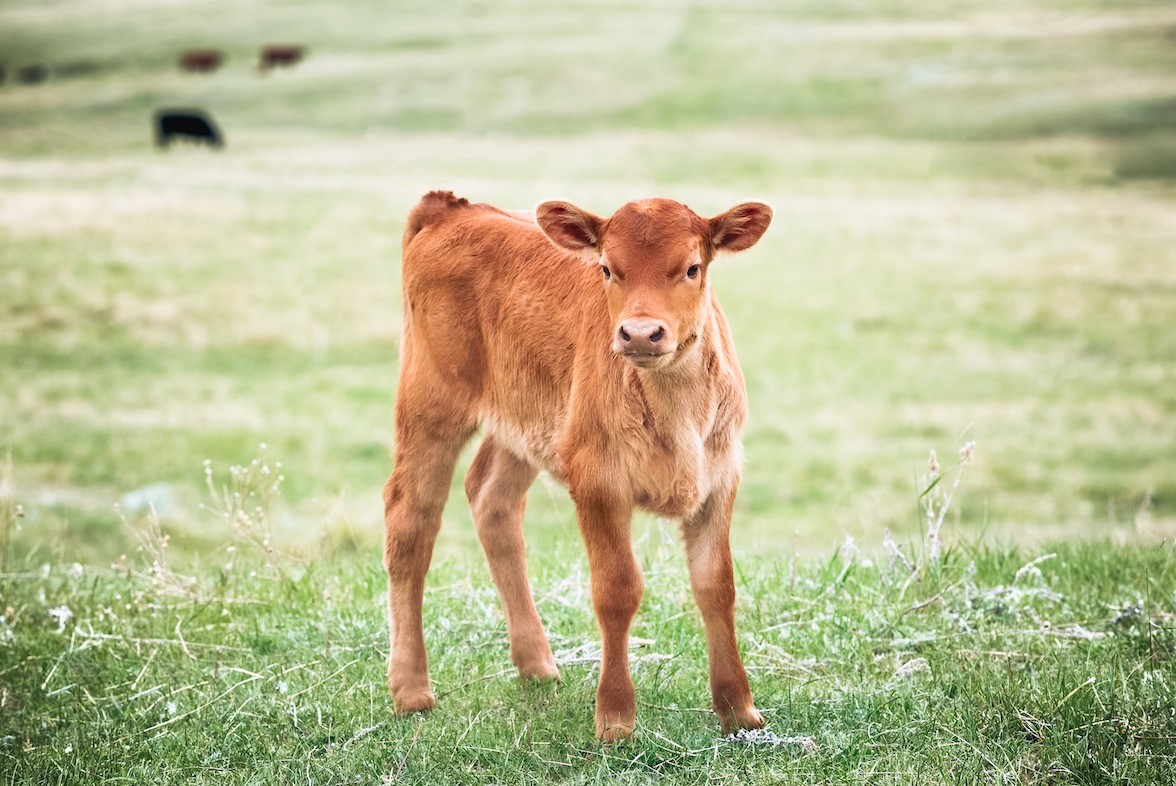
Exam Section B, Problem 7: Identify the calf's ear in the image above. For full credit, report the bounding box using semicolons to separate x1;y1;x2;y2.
536;201;604;256
709;202;773;253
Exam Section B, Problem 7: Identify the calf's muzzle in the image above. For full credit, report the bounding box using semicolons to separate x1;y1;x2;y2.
616;319;670;362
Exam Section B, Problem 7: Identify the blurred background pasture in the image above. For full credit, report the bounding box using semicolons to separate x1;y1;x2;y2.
2;0;1175;565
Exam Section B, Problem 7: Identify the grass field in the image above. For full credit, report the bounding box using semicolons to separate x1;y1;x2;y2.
2;0;1176;782
2;533;1174;784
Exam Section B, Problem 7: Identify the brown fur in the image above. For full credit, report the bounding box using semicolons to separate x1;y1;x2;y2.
259;45;305;70
178;50;223;73
384;190;773;741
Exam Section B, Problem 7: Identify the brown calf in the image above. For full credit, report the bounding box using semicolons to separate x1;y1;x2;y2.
259;45;305;70
179;49;223;73
384;191;772;741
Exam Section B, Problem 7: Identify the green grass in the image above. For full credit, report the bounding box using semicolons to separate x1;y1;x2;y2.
2;533;1174;784
2;0;1176;780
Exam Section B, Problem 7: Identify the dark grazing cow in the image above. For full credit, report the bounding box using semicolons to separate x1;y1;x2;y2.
154;109;224;149
259;45;305;70
17;64;51;84
179;50;224;73
0;66;6;86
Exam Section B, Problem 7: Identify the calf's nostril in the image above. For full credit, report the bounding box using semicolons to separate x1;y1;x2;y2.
649;327;665;344
619;326;631;342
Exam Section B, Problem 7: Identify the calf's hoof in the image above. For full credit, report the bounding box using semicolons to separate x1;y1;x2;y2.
511;635;560;683
517;659;561;683
596;718;636;744
390;686;436;715
595;708;637;743
718;704;765;735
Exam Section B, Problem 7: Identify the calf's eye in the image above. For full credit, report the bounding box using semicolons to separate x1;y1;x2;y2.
686;264;701;279
601;266;612;280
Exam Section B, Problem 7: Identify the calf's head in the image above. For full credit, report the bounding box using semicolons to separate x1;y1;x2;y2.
536;198;772;370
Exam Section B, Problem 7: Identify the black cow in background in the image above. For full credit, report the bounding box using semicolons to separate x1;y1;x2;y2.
17;64;51;84
154;109;224;149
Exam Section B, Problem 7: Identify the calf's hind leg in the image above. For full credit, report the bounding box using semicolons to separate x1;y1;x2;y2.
465;437;559;681
384;410;473;714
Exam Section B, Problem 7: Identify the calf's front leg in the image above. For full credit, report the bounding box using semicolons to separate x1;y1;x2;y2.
574;492;643;742
683;486;764;734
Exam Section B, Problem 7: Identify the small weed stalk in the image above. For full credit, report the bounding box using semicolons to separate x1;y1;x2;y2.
918;441;976;564
882;527;914;574
199;444;287;572
112;501;204;597
114;501;193;594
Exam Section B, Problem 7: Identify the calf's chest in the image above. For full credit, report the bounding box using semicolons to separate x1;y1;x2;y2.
628;398;740;521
